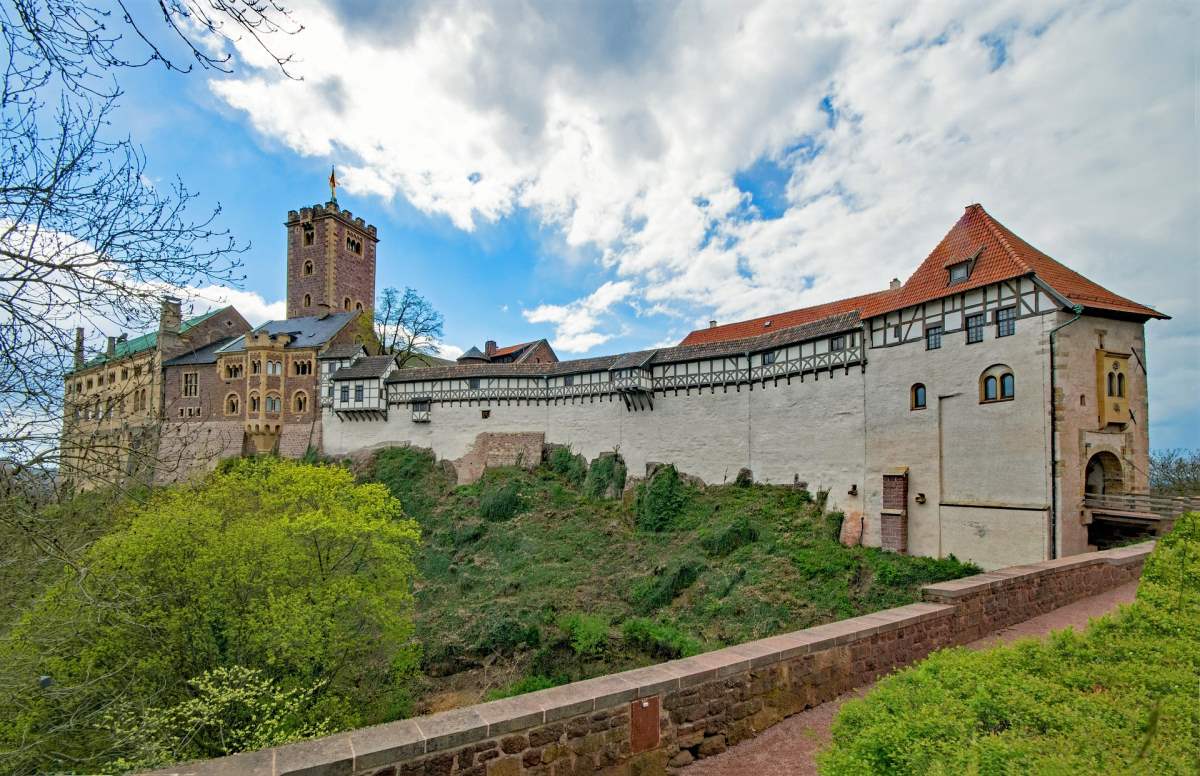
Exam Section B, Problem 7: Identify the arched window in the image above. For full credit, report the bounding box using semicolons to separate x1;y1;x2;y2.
249;392;260;412
251;359;260;375
343;297;352;310
303;293;311;307
1107;372;1115;397
225;394;240;415
303;260;313;276
1117;373;1125;398
1001;373;1015;400
355;301;363;312
980;364;1015;403
265;394;281;413
911;383;927;410
292;391;308;413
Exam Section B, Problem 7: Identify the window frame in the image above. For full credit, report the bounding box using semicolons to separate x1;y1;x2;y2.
979;365;1015;404
965;313;985;344
996;306;1016;338
829;334;846;352
911;383;927;410
925;325;942;350
182;371;199;398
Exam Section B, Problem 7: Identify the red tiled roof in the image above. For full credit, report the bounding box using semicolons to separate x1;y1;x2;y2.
863;204;1167;320
681;204;1166;346
679;289;897;346
491;341;532;357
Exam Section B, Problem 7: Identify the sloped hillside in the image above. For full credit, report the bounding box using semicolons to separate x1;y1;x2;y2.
364;447;979;712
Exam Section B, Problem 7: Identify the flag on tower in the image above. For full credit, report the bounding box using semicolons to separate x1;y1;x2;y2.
329;166;338;202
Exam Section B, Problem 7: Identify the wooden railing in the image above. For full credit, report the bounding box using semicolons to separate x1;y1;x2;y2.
1083;492;1200;520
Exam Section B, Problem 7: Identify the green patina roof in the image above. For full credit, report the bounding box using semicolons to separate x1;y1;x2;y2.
73;307;228;373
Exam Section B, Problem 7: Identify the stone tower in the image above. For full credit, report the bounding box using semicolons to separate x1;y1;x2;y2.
285;201;378;319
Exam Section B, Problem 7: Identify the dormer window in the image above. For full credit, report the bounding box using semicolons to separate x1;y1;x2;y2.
948;261;970;284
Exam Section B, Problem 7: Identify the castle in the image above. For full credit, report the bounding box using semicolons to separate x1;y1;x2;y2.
63;198;1169;569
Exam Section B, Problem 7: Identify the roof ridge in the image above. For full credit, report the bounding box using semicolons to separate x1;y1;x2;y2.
973;205;1033;275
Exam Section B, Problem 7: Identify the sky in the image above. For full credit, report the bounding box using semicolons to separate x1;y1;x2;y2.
115;0;1197;447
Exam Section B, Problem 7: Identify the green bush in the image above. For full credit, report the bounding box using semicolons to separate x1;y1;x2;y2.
546;446;588;487
700;514;759;557
474;616;541;655
558;612;609;656
635;465;689;531
819;515;1199;775
584;452;627;499
633;560;701;612
369;446;450;522
479;479;524;522
622;618;703;659
484;674;564;701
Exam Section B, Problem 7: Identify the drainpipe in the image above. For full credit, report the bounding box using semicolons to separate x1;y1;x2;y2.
1048;304;1084;559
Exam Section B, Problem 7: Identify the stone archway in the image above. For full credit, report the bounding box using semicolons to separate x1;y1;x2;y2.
1085;450;1124;496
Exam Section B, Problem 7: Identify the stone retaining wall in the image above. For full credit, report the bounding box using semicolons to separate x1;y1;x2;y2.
146;542;1151;776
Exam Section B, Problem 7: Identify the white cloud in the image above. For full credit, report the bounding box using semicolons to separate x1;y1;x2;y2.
436;342;465;361
209;0;1197;442
188;286;285;326
523;280;634;352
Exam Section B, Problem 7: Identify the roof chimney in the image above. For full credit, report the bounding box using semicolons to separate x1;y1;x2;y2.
485;340;497;356
74;327;84;369
159;296;182;334
889;278;902;290
106;336;116;358
708;320;718;329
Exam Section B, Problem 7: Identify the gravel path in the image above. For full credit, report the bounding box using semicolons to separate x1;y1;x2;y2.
681;581;1139;776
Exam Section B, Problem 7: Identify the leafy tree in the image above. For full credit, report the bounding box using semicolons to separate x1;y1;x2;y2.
1149;448;1200;496
373;286;446;364
0;458;420;774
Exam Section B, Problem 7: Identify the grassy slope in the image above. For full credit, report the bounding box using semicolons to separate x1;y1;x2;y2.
365;447;979;710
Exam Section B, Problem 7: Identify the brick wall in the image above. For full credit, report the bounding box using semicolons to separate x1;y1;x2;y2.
451;432;546;484
145;541;1151;776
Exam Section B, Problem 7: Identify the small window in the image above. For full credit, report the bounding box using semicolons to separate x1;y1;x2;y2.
266;394;281;413
948;261;970;284
303;224;315;246
121;368;128;380
925;325;941;350
762;351;776;365
412;400;430;413
355;302;363;312
564;374;575;386
182;372;199;397
344;297;352;310
225;394;239;415
249;392;260;412
481;409;491;419
1001;373;1015;400
980;364;1014;403
303;260;313;276
293;360;311;376
251;360;260;375
829;335;846;352
303;294;311;307
911;383;927;410
340;385;349;402
346;235;362;255
1117;372;1125;398
966;313;984;344
354;385;364;402
469;377;481;390
293;392;308;413
996;306;1016;337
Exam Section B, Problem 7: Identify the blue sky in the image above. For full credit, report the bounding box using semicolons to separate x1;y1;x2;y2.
113;1;1196;447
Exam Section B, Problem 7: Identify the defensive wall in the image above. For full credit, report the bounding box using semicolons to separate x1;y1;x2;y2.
145;541;1151;776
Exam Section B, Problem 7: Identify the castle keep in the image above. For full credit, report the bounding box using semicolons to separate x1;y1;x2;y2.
63;199;1169;569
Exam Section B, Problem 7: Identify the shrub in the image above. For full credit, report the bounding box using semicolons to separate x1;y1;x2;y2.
633;560;701;612
0;458;421;774
558;612;609;656
635;465;689;531
699;514;759;557
484;674;563;701
452;521;486;546
584;452;627;499
369;446;450;522
546;446;588;487
819;514;1199;775
622;618;703;659
479;479;524;522
474;616;541;655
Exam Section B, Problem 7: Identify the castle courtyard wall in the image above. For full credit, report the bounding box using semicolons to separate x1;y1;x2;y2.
323;367;868;518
